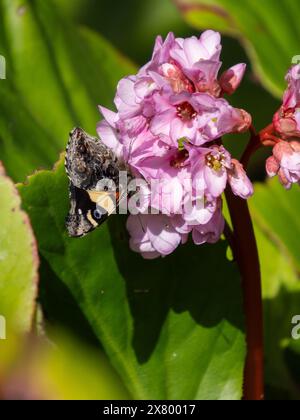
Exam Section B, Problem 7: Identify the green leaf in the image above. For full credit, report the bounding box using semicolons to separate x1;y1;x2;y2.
251;179;300;272
249;180;300;397
175;0;300;97
18;158;246;400
0;0;135;181
0;162;38;335
36;331;131;400
53;0;191;65
0;83;59;182
1;330;130;400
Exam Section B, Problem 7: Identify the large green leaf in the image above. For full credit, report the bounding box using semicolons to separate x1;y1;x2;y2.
254;226;300;398
251;180;300;272
249;180;300;398
18;158;246;400
0;83;59;182
174;0;300;97
0;0;135;181
0;162;38;335
0;162;38;392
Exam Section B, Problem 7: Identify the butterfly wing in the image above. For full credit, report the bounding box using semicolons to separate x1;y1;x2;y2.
65;128;129;238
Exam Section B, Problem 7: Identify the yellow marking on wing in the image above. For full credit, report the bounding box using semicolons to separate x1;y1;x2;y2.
86;210;99;228
87;190;118;215
87;191;105;203
97;195;116;215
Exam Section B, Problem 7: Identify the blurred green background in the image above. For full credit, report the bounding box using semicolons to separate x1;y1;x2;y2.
0;0;300;401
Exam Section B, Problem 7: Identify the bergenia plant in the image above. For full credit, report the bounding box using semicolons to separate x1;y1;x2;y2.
98;31;252;258
97;31;300;400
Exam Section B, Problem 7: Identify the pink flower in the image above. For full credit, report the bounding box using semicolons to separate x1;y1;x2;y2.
171;31;222;69
191;204;225;245
273;108;300;139
97;30;253;259
127;204;225;259
138;32;176;77
158;62;194;94
190;145;231;197
150;90;251;146
190;145;253;199
273;65;300;139
266;65;300;188
283;65;300;109
219;64;246;95
170;31;222;96
127;214;182;259
171;200;225;245
125;133;253;213
228;159;254;199
138;30;247;98
125;134;192;216
98;31;251;153
266;140;300;189
115;77;143;119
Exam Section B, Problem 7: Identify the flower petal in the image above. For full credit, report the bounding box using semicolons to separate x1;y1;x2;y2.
204;166;227;197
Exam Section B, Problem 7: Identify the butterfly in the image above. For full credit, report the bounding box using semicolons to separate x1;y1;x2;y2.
65;127;131;238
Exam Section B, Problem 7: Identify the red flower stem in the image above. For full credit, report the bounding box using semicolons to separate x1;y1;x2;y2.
223;220;237;257
225;188;264;400
241;123;275;167
240;139;261;168
225;123;273;400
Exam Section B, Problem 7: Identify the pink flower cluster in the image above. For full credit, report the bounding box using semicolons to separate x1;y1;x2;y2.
267;64;300;189
98;31;253;259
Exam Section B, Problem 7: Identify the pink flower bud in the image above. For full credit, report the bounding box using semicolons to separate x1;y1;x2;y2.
273;109;300;139
272;141;294;162
234;109;252;133
273;64;300;140
219;63;246;95
266;140;300;189
159;63;194;93
228;159;254;199
278;168;292;189
266;156;280;178
290;140;300;152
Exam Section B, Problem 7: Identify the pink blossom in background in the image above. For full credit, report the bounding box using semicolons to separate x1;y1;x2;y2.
267;64;300;189
273;77;300;140
98;30;254;259
266;141;300;189
282;65;300;110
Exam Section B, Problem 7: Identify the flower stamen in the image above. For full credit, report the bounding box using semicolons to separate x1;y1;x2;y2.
170;149;189;168
176;102;197;121
206;152;226;172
